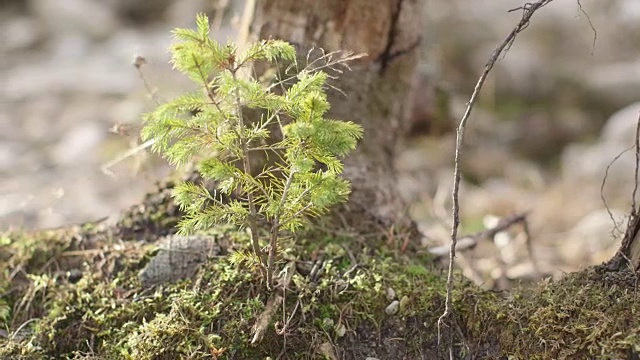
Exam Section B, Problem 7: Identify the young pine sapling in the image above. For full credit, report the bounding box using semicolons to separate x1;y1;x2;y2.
141;13;363;289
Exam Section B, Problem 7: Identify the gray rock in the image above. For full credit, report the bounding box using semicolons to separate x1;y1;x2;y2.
399;295;410;312
386;287;396;302
139;235;220;288
385;300;400;316
562;103;640;188
559;208;625;265
601;102;640;144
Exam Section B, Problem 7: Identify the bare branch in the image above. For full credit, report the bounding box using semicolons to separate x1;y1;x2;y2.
429;212;529;257
600;145;634;236
576;0;597;55
438;0;555;350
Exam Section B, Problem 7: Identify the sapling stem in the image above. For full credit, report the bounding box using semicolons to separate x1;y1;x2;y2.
232;69;268;281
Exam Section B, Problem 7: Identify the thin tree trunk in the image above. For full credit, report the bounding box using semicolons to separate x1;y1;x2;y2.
609;212;640;271
248;0;424;232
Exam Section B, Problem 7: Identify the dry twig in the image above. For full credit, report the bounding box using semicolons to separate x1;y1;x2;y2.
437;0;555;354
101;58;159;178
600;145;634;237
429;212;530;253
604;112;640;272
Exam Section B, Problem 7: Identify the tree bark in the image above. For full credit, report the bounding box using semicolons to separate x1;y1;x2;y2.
248;0;424;232
608;210;640;271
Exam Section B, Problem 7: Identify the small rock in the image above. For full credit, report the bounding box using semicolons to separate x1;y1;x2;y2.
386;287;396;302
385;300;400;315
399;295;410;312
322;318;334;328
561;102;640;192
600;102;640;144
560;209;625;265
318;342;338;360
139;235;220;288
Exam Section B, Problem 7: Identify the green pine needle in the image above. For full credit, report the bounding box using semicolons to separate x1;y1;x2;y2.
141;13;362;287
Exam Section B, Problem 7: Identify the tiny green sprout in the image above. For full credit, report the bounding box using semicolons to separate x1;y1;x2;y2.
141;13;363;289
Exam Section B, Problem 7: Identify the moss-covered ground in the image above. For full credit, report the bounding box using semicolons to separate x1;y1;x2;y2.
1;196;639;359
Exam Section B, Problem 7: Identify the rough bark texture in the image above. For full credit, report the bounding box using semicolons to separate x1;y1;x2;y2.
250;0;423;232
608;210;640;271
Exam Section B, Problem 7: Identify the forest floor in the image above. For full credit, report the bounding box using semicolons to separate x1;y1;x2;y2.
1;181;639;359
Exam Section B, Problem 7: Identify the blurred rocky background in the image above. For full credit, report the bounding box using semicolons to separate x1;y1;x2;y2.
0;0;243;228
1;0;639;286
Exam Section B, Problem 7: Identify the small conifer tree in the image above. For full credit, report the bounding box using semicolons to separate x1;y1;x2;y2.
141;13;363;288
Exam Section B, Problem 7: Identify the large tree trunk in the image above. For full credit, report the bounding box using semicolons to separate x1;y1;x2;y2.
248;0;424;232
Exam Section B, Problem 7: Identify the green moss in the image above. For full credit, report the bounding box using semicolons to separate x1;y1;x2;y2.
458;269;640;359
1;224;639;359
